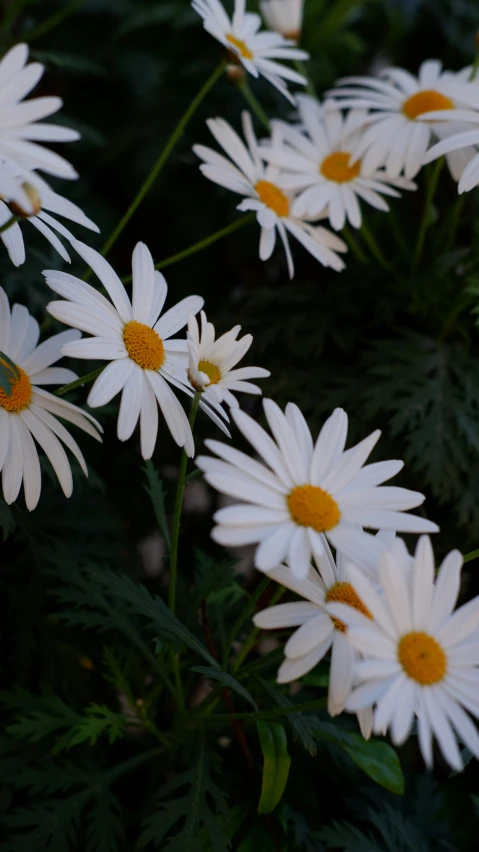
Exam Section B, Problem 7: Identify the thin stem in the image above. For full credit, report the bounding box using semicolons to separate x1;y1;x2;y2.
222;576;270;670
24;0;88;42
98;62;225;263
54;366;105;397
414;158;444;267
463;549;479;563
470;54;479;81
232;585;285;673
360;220;391;270
0;214;19;235
120;214;255;285
105;746;165;784
238;79;270;132
343;224;368;264
294;59;316;98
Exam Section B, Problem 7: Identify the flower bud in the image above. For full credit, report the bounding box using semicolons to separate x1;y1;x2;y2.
9;182;41;218
260;0;304;42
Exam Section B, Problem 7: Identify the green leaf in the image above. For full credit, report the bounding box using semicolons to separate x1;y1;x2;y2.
2;692;81;744
301;662;330;688
257;721;291;815
191;666;257;710
68;704;127;748
143;461;170;548
0;351;19;396
255;676;317;757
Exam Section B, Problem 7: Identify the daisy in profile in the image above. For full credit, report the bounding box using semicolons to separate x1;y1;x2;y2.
192;0;308;103
328;536;479;771
0;287;102;511
327;60;479;179
422;116;479;193
259;0;304;41
262;97;416;230
194;112;347;278
196;400;438;578
253;536;397;738
45;240;204;460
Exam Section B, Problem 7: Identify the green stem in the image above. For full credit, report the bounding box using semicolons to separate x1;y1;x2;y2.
414;158;444;267
222;576;270;670
0;215;18;235
463;548;479;563
360;220;391;270
98;62;225;263
232;585;285;673
24;0;88;42
470;54;479;81
54;366;105;397
106;746;165;784
120;214;254;285
294;59;316;98
238;79;270;132
343;224;368;264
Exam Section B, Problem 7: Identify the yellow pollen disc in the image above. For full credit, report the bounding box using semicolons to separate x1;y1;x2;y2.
320;151;361;183
402;89;454;120
0;361;32;412
398;631;447;685
197;360;221;385
123;321;165;371
325;581;372;632
255;180;290;217
226;34;253;59
287;484;340;533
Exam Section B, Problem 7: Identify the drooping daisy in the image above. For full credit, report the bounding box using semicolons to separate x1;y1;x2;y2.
262;97;416;229
196;400;438;578
327;60;479;179
0;287;102;511
44;240;204;460
0;43;79;180
253;535;396;738
192;0;308;103
259;0;304;42
327;536;479;772
194;112;347;278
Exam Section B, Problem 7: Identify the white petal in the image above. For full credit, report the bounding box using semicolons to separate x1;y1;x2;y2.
254;601;321;630
117;366;144;441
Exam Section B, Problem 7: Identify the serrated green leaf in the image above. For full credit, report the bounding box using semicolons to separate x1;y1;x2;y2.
191;666;257;710
68;704;127;748
257;721;291;815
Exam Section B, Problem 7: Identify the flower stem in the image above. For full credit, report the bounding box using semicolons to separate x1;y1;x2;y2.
413;158;444;268
222;576;270;670
0;215;18;235
463;548;479;564
360;220;391;270
232;585;285;673
54;366;105;397
343;224;368;263
238;79;271;132
294;59;316;97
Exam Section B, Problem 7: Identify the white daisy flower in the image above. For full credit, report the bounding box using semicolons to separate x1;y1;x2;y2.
259;0;304;42
194;112;347;278
261;96;416;230
327;60;479;179
0;43;79;181
0;168;98;267
0;287;102;511
196;400;438;578
192;0;308;103
44;240;204;460
327;536;479;772
421;115;479;193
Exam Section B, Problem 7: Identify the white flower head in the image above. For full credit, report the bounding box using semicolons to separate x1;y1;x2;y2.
44;240;205;460
194;112;347;278
422;117;479;193
262;96;416;230
196;400;438;579
259;0;304;41
192;0;308;103
328;536;479;772
0;287;102;510
327;60;479;179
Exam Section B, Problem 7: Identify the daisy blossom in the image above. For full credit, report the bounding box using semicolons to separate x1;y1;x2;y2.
422;115;479;193
0;287;102;510
196;400;438;578
259;0;304;41
192;0;308;103
261;96;416;229
0;43;79;181
194;112;347;278
327;536;479;772
44;240;204;460
327;60;479;179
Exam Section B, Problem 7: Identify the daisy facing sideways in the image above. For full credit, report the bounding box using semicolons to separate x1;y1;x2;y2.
192;0;308;103
262;96;416;230
327;59;479;179
45;240;204;460
0;287;102;511
328;536;479;772
194;112;347;278
259;0;304;42
196;400;438;579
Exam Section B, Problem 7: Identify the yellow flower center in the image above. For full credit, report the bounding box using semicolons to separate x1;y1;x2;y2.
320;151;361;183
325;581;372;633
402;90;454;120
255;180;290;217
287;484;340;532
0;361;32;412
123;321;165;371
226;34;254;59
197;360;221;385
398;631;447;685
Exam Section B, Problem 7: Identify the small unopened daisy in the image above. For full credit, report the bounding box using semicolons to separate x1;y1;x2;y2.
0;43;79;181
196;400;438;578
328;536;479;772
262;97;416;229
194;112;347;278
0;287;102;511
259;0;304;41
328;60;479;178
253;536;395;738
45;240;204;460
192;0;308;102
